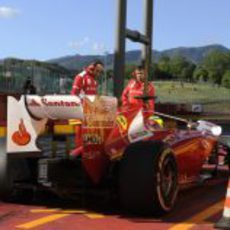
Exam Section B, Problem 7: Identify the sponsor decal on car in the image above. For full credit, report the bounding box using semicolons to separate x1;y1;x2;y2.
83;133;103;145
116;115;128;133
28;98;80;107
84;115;114;127
129;130;152;141
28;99;41;106
12;119;31;146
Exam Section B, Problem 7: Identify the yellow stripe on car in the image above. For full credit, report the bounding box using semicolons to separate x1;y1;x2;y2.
54;124;75;134
0;126;6;137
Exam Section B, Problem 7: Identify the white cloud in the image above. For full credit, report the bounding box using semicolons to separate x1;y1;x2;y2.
0;6;20;19
92;42;106;54
68;37;90;50
68;38;107;55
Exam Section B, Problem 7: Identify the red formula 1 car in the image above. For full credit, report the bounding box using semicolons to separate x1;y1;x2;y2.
0;95;229;215
105;104;224;214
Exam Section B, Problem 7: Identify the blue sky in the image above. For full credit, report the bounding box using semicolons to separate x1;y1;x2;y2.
0;0;229;60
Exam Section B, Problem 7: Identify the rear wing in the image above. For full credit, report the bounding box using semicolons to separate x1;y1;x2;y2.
7;95;83;153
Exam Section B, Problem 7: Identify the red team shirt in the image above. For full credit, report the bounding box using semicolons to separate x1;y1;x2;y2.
121;79;155;110
71;69;97;96
71;69;155;111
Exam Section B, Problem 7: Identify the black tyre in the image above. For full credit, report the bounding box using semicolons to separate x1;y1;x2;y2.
0;138;12;199
0;138;30;200
119;140;178;215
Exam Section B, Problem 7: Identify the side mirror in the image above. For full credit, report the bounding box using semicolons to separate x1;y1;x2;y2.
187;121;197;130
196;120;222;136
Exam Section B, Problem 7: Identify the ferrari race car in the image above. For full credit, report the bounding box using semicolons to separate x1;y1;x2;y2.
0;94;229;215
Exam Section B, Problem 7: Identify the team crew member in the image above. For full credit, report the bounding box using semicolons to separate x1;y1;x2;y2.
121;65;155;111
71;60;104;96
22;77;37;95
70;60;104;156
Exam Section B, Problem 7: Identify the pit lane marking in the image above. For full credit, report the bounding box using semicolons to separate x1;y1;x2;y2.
30;209;86;214
84;213;105;218
16;214;70;229
30;209;60;213
16;208;105;229
30;208;104;217
169;200;224;230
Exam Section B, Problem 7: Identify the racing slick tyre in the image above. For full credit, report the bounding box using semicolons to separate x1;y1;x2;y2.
119;140;178;215
0;138;12;199
0;138;30;200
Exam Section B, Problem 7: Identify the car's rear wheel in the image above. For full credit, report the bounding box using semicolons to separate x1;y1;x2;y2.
0;138;30;200
0;138;13;199
119;140;178;215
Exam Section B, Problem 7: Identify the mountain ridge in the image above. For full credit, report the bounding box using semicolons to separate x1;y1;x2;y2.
48;44;229;70
1;44;229;71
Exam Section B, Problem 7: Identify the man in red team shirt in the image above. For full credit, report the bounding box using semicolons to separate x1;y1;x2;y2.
121;66;163;129
121;65;155;111
70;60;104;156
71;60;104;96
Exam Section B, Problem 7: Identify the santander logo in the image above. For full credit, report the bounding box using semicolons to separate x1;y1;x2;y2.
12;119;31;146
28;98;80;107
28;99;41;106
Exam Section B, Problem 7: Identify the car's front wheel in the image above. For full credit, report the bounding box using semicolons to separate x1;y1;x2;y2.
119;140;178;215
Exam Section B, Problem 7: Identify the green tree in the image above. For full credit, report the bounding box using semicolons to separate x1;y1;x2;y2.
193;66;209;82
158;56;171;72
157;56;172;79
181;62;196;82
202;51;230;86
222;70;230;88
149;62;160;80
169;55;196;82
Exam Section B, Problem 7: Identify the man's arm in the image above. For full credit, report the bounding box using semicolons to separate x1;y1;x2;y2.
121;83;130;107
71;75;83;95
148;83;155;111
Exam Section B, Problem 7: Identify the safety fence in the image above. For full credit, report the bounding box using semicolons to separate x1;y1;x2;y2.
0;65;73;94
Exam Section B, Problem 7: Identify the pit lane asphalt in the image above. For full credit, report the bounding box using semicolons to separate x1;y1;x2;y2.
0;168;228;230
